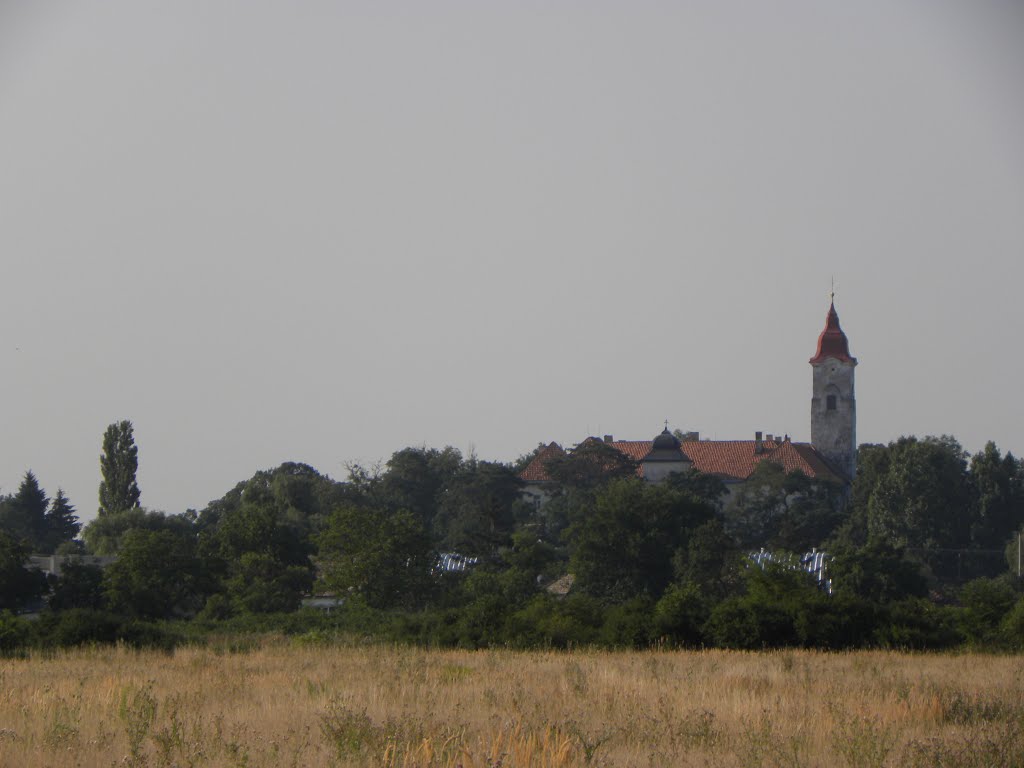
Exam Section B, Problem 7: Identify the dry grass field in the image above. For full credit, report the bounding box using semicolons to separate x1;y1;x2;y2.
1;637;1023;768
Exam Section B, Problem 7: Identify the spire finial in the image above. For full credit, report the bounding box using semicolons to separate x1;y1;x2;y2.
664;419;669;431
830;275;836;304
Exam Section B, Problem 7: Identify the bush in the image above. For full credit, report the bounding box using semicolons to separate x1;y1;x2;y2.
0;610;30;653
794;593;878;649
999;595;1024;648
654;582;709;646
958;577;1019;646
599;597;655;648
505;595;600;649
38;609;122;647
874;598;962;649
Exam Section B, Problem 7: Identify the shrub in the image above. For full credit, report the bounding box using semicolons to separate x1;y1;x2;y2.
958;577;1018;646
654;582;709;646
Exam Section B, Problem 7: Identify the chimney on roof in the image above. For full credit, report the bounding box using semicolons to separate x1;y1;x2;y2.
766;434;774;442
755;431;764;454
684;431;699;442
603;435;613;443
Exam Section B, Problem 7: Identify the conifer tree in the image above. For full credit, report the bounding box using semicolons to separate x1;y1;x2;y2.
44;489;80;551
0;471;50;550
98;420;141;516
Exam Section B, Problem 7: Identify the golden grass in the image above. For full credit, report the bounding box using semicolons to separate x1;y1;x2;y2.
1;639;1023;767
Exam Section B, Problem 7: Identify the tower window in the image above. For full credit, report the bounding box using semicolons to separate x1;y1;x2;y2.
826;395;837;411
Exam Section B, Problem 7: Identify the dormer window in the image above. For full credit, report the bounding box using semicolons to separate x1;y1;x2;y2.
826;395;837;411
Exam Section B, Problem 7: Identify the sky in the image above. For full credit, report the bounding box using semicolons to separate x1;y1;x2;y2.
1;1;1023;522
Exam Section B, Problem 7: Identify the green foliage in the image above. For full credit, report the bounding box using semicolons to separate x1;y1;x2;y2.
2;434;1022;654
504;594;601;648
432;459;522;559
864;436;972;549
318;504;432;610
664;469;729;511
502;530;564;582
704;561;829;649
195;463;343;615
0;471;49;551
48;560;107;611
568;478;714;601
0;610;30;652
653;582;709;646
874;597;962;649
722;462;788;548
970;442;1024;549
105;527;203;619
98;420;141;516
82;507;192;555
724;462;845;551
197;462;347;541
36;608;122;646
544;438;639;491
599;596;655;648
1000;595;1024;647
829;540;928;603
224;552;312;614
0;531;46;612
373;446;463;530
43;489;80;552
673;518;741;600
958;577;1019;645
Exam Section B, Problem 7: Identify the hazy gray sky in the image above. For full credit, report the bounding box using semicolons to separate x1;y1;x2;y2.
2;1;1023;521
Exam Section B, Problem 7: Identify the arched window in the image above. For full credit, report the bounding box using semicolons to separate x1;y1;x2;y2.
826;394;837;411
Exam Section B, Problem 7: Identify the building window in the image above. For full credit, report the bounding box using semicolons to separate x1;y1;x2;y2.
826;395;837;411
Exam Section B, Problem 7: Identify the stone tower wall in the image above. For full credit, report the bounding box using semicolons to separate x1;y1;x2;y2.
810;358;856;479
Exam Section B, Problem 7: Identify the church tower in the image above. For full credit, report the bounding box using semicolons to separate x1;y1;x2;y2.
810;300;857;479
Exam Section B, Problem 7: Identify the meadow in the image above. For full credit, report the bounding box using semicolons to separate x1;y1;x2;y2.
1;638;1023;768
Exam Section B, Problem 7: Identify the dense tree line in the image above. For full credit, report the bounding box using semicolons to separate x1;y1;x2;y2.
0;426;1023;652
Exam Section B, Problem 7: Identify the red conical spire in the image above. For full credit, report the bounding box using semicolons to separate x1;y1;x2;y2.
809;302;856;364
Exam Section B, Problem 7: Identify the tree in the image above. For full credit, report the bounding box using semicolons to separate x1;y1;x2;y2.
193;464;351;615
958;577;1018;645
567;478;715;601
43;489;80;553
0;531;47;612
98;420;141;516
432;460;522;558
317;504;432;609
105;528;202;619
828;540;928;604
0;472;49;550
865;436;972;550
722;462;845;552
969;442;1024;549
837;442;893;547
722;462;789;549
48;559;107;611
82;507;192;556
223;552;312;614
375;446;463;530
544;439;638;491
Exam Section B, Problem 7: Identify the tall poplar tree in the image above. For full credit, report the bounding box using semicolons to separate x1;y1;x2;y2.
98;420;141;517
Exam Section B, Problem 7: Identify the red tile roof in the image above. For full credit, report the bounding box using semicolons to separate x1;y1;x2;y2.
518;442;565;482
518;437;843;485
809;302;856;364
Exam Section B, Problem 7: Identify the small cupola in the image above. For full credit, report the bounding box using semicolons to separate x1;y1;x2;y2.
641;427;691;483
